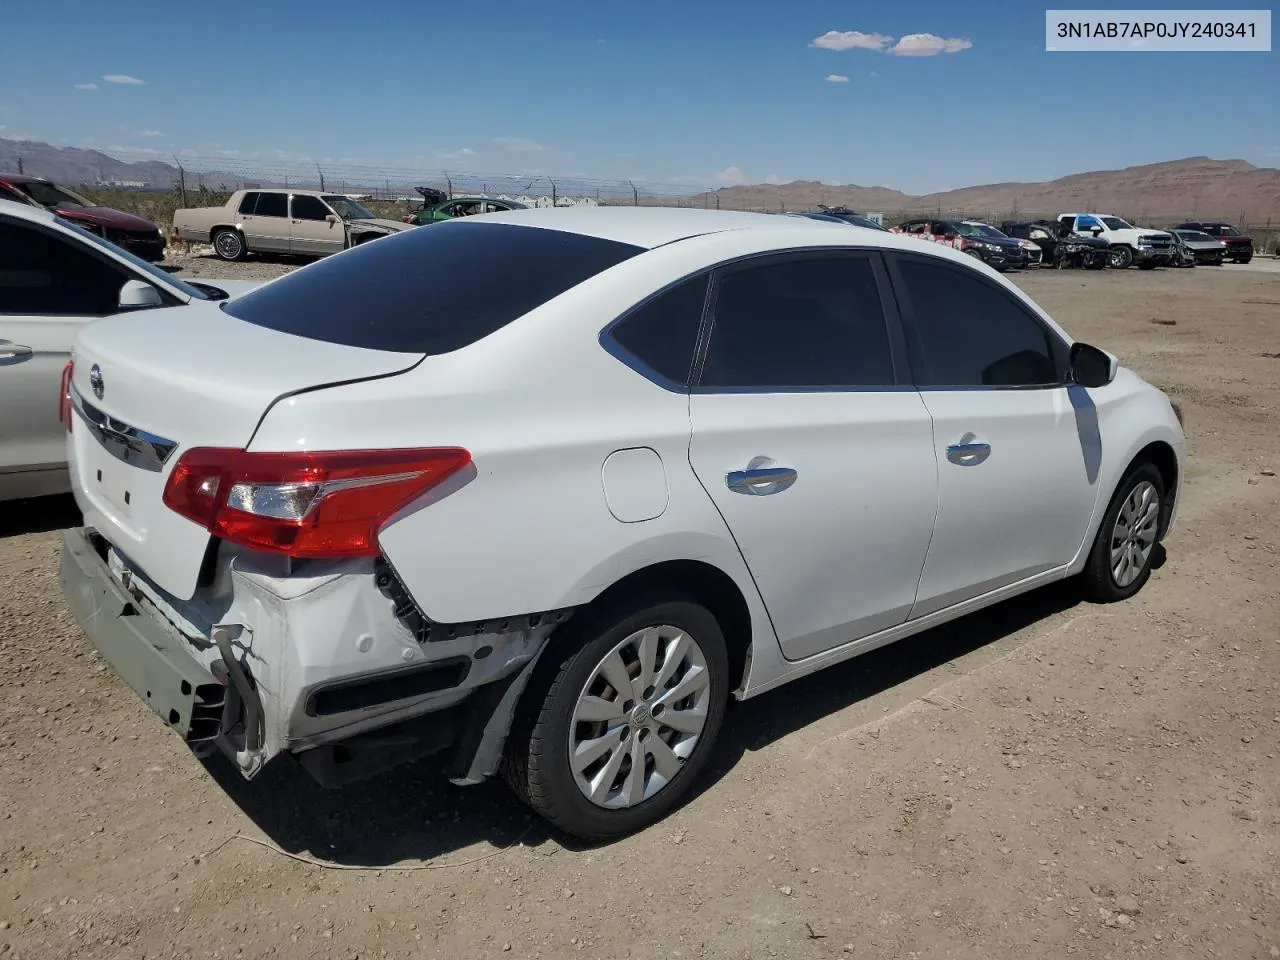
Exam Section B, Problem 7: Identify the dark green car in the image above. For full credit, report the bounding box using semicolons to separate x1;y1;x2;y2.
404;194;528;226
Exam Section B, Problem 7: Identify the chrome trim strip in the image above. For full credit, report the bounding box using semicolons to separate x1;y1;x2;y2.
70;382;178;471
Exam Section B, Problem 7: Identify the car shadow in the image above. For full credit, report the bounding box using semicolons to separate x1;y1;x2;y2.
0;493;81;538
207;578;1081;864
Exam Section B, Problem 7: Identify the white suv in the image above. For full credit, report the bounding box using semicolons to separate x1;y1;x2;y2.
60;208;1186;839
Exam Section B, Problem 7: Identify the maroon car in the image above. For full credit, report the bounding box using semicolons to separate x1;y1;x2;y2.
1173;222;1253;264
0;174;167;261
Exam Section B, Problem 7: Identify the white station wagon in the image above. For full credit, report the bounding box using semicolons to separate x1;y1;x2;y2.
59;208;1186;839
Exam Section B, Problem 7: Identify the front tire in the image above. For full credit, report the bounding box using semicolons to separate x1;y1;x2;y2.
1109;245;1133;269
1235;253;1252;264
1084;252;1108;270
503;593;729;841
1081;463;1166;603
212;228;246;262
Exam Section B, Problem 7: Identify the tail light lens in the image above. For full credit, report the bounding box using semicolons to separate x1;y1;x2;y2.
58;360;74;432
162;447;471;559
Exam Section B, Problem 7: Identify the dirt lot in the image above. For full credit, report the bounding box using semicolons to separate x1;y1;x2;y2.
1;260;1277;960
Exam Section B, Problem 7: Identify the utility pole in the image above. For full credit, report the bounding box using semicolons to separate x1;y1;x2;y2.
16;155;23;175
444;172;453;199
628;180;638;206
316;163;326;191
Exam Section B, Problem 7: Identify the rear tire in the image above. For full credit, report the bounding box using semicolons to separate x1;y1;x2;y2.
1081;463;1166;603
502;592;729;841
1084;252;1107;270
212;228;246;262
1236;253;1252;264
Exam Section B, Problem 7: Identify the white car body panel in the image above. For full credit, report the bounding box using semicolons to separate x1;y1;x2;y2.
910;386;1102;616
57;207;1186;790
687;389;938;660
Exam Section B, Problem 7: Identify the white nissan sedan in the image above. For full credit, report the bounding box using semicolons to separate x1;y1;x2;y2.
59;208;1185;839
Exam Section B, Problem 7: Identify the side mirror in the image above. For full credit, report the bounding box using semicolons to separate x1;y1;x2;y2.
118;278;163;311
325;214;338;224
1090;227;1103;237
1069;342;1117;388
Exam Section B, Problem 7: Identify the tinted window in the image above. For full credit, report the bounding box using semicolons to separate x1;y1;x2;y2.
896;257;1059;387
0;220;126;316
291;195;330;221
609;275;708;385
238;192;260;214
700;256;893;389
223;222;643;354
1076;215;1102;231
255;192;287;218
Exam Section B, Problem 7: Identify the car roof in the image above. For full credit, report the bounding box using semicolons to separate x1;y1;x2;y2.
0;197;59;224
0;174;44;185
442;205;950;253
444;206;838;249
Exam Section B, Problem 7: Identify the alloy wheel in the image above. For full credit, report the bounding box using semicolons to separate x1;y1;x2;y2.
568;625;712;809
1110;480;1160;588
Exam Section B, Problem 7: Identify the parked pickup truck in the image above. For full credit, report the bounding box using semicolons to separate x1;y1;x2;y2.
1056;213;1175;270
173;189;411;261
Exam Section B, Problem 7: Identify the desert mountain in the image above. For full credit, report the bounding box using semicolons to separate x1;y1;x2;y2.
693;157;1280;222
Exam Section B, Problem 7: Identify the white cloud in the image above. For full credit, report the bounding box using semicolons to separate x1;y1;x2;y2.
810;30;892;52
179;148;197;157
438;146;477;162
74;83;98;91
870;71;880;77
0;125;6;132
140;129;165;138
492;136;545;152
271;148;288;159
887;33;972;56
714;165;746;184
765;174;784;185
107;144;164;156
826;74;850;83
103;74;145;84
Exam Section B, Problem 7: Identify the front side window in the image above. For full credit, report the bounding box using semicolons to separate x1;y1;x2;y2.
894;256;1061;388
291;195;331;221
1101;217;1132;230
699;255;895;390
607;274;708;386
0;219;127;316
254;193;288;218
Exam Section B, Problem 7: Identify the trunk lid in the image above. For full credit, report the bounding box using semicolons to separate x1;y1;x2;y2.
68;304;423;599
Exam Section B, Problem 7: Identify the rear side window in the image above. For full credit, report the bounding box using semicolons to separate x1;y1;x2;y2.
238;192;260;214
222;222;643;354
255;193;288;218
607;274;709;386
700;255;895;389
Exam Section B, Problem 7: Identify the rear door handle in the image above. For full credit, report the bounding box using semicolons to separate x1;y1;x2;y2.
945;439;991;466
726;466;797;494
0;341;33;366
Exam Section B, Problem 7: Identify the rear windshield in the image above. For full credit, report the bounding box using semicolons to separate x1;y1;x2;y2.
221;221;644;354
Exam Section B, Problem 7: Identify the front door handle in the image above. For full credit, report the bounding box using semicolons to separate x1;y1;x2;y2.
0;341;33;366
945;439;991;466
726;466;797;494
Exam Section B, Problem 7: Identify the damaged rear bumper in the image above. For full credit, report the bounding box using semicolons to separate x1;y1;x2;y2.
59;527;571;787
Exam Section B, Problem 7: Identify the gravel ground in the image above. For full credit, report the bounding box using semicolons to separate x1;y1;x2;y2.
1;263;1278;960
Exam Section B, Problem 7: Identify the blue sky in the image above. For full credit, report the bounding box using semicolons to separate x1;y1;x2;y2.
0;0;1275;193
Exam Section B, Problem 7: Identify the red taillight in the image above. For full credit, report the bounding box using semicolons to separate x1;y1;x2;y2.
162;447;472;559
58;360;74;432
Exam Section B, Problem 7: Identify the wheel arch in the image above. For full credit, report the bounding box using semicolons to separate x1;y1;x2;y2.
579;558;755;695
1125;439;1179;537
